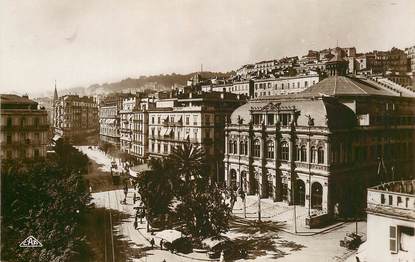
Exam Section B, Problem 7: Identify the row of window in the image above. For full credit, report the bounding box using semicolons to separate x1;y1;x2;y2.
5;117;42;127
228;140;325;164
5;132;43;144
252;113;292;126
5;148;41;159
254;80;313;90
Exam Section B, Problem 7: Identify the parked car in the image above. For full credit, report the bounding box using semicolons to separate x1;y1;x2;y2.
164;237;193;254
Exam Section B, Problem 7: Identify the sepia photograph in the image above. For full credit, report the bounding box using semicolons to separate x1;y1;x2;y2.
1;0;414;261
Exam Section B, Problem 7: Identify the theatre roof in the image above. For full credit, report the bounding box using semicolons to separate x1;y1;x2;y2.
299;76;399;97
230;97;356;129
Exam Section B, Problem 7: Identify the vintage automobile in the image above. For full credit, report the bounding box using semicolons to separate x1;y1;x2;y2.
340;233;362;250
203;237;247;260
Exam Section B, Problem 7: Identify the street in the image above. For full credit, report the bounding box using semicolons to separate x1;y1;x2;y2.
83;146;365;261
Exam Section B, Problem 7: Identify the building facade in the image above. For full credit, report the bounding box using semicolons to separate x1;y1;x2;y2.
358;180;415;262
99;93;134;146
1;94;49;160
53;95;99;142
147;92;243;181
131;97;156;162
224;74;415;218
252;74;320;98
120;96;140;154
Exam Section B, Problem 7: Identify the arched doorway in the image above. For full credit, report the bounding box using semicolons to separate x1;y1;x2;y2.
295;179;305;206
230;169;237;189
311;182;323;209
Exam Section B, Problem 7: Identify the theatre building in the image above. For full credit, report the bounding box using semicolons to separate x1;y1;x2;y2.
224;68;415;217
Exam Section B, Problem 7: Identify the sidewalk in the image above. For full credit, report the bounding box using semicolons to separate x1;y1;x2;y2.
92;190;216;261
231;195;345;235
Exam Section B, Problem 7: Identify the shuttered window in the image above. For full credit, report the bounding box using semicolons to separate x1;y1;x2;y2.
389;226;397;253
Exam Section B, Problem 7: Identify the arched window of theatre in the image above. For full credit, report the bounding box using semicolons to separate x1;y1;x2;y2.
266;140;274;159
240;141;245;155
311;146;317;163
280;141;289;161
318;147;325;164
253;140;261;157
233;141;238;155
300;145;307;162
228;140;233;154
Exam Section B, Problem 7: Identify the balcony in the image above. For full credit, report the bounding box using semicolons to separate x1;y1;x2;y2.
367;180;415;220
1;125;49;132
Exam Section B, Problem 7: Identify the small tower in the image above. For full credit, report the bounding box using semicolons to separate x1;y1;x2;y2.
52;80;58;128
53;80;58;102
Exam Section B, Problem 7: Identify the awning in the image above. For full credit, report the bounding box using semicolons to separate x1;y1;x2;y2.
202;236;230;249
130;163;152;175
163;128;172;136
155;230;182;243
161;128;169;136
52;134;62;141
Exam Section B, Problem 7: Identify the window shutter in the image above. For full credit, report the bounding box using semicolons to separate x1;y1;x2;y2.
389;226;397;253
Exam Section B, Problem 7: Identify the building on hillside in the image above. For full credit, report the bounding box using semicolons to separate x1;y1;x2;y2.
147;92;244;182
99;93;135;147
53;94;99;143
356;180;415;262
252;74;320;98
405;45;415;88
224;66;415;221
1;94;49;160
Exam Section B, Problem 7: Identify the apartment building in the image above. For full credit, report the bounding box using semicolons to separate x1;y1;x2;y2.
147;92;244;181
53;94;99;142
1;94;49;160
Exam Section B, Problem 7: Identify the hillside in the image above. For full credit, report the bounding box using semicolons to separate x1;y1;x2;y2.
60;71;234;96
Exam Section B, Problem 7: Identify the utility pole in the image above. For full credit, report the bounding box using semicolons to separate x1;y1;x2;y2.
293;178;297;233
258;182;261;222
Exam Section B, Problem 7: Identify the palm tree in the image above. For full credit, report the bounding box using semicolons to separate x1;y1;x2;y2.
168;142;206;187
136;158;176;227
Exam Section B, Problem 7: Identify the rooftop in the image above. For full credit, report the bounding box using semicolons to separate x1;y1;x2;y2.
367;180;415;221
1;94;37;105
1;94;39;110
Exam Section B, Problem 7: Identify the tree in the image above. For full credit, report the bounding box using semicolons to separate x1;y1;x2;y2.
175;186;231;238
1;141;91;261
168;142;207;193
168;143;231;238
136;158;176;227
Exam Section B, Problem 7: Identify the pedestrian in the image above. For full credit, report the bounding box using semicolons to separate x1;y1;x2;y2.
133;192;137;204
334;202;340;220
150;238;155;249
160;239;164;250
134;220;138;229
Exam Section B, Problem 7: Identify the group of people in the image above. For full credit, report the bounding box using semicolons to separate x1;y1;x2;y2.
217;185;246;211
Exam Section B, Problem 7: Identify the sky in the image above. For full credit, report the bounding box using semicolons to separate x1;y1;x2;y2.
1;0;414;96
